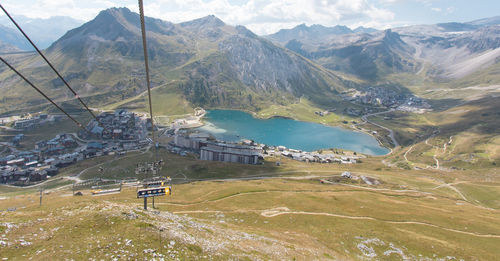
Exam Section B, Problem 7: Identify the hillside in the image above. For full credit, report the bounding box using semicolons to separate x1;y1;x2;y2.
0;8;355;115
0;24;28;51
268;17;500;85
0;39;21;53
1;153;500;260
0;15;83;50
285;29;419;80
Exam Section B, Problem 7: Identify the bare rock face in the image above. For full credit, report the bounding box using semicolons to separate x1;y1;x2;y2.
220;26;306;93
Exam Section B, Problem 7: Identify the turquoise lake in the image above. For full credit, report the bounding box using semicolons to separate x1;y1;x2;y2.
197;110;390;156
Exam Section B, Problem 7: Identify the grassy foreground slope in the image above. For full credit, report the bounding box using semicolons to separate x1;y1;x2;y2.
1;154;500;260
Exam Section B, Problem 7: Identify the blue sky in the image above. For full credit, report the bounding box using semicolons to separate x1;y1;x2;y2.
0;0;499;34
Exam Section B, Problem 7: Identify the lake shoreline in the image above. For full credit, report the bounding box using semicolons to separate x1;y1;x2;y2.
196;107;392;155
194;109;391;156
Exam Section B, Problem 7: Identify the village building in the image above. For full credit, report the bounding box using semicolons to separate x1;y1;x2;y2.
13;118;40;130
200;143;262;165
173;132;210;150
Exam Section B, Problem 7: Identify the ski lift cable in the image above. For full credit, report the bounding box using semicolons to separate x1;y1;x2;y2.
0;4;102;126
0;56;89;133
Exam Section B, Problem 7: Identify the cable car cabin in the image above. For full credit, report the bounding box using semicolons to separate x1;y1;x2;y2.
137;187;171;198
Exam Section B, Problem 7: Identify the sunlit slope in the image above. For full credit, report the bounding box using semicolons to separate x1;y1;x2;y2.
0;8;355;115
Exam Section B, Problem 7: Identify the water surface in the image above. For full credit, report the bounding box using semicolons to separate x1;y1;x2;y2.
197;110;390;156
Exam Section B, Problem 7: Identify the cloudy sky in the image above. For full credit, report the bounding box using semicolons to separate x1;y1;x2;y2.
1;0;499;35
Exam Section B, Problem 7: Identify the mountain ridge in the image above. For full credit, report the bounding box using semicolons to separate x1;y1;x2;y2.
0;7;354;114
0;14;83;50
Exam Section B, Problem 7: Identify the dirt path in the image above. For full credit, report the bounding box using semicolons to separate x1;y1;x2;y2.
424;132;440;169
404;145;414;163
152;187;430;208
172;206;500;239
258;209;500;239
433;181;468;200
432;181;498;211
424;134;453;170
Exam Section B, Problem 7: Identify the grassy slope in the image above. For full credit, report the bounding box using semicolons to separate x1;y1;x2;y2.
256;98;358;125
1;159;500;260
371;95;500;170
2;130;500;260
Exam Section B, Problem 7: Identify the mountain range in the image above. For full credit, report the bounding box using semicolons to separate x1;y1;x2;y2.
0;8;354;114
0;8;499;115
267;17;500;82
0;15;83;50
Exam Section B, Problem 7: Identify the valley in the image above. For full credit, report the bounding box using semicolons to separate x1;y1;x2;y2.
0;5;499;261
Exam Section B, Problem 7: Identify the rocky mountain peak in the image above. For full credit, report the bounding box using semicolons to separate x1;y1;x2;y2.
235;25;257;38
179;15;225;29
382;29;403;44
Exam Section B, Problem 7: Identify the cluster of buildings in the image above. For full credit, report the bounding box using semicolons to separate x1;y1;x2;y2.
35;134;78;157
0;165;58;184
0;153;60;185
0;110;154;186
0;136;149;185
0;133;82;185
171;132;263;165
84;110;147;140
171;131;359;165
343;87;430;111
266;146;361;164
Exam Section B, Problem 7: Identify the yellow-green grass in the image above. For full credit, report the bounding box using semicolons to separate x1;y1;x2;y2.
256;98;358;126
369;112;436;146
454;182;500;209
1;176;500;260
104;82;193;116
0;178;72;197
369;96;500;170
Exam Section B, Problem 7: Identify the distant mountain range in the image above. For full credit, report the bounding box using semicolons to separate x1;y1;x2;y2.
0;9;499;115
266;17;500;81
265;24;377;45
0;15;84;50
0;8;353;114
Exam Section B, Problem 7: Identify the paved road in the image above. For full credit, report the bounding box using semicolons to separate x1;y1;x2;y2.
360;109;400;148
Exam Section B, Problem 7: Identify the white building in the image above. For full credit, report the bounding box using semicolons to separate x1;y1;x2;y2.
200;143;262;165
174;133;210;150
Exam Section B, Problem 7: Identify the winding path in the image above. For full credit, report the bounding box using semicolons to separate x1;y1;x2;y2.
258;210;500;238
360;109;399;148
403;145;414;163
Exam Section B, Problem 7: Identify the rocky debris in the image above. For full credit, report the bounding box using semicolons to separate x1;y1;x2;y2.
356;237;385;258
1;222;18;233
355;237;463;261
18;239;32;246
383;243;409;260
122;211;138;220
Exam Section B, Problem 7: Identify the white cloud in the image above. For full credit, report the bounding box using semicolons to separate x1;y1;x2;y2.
1;0;397;35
